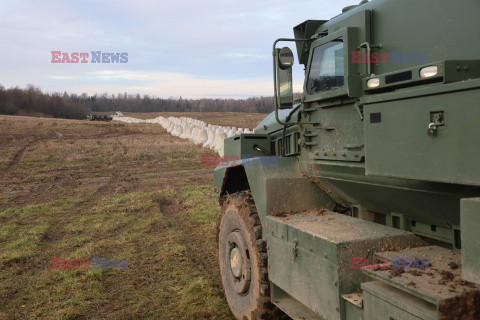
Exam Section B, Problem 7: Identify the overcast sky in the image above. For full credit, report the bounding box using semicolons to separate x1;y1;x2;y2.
0;0;353;98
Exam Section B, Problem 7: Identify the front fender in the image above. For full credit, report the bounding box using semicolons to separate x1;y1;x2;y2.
214;157;335;220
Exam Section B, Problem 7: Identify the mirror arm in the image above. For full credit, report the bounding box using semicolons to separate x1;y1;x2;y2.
358;42;382;76
273;38;310;126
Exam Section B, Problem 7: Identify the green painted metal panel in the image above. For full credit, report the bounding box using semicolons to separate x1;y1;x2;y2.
223;133;271;158
299;161;479;229
317;0;480;78
362;61;480;94
364;245;480;319
254;108;301;135
344;302;363;320
272;284;326;320
364;87;480;186
213;165;227;204
266;212;425;320
243;157;335;219
305;103;365;162
293;20;328;65
268;234;340;320
362;282;437;320
214;157;335;220
461;197;480;285
360;78;480;106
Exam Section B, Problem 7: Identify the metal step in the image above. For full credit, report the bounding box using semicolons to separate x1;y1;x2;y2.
266;211;427;320
362;246;480;319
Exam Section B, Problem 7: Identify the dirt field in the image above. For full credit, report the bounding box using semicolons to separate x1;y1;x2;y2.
0;113;266;319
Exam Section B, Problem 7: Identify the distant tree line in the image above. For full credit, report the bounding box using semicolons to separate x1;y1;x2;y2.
0;84;88;119
0;84;299;119
83;93;276;114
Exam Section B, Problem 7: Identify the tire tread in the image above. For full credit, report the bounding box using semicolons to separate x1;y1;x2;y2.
219;191;289;320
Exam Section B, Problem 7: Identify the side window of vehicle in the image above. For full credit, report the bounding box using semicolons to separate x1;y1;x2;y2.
306;38;344;95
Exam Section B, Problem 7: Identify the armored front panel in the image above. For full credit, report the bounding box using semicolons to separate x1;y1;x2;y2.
364;82;480;186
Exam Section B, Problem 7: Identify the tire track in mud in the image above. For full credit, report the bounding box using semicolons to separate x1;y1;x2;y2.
80;171;129;206
81;137;145;203
155;189;221;281
115;140;128;155
5;138;41;171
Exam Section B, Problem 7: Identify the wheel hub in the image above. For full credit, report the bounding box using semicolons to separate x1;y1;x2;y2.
226;231;251;294
230;247;243;278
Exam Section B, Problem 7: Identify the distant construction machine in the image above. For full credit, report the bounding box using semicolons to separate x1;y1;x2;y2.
87;114;113;122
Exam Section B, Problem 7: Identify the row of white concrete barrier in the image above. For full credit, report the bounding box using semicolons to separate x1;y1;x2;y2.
113;115;253;156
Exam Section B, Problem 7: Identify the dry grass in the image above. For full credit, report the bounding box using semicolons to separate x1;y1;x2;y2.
0;112;266;319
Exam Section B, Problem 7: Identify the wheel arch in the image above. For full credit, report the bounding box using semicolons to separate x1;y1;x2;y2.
220;165;250;200
214;157;336;220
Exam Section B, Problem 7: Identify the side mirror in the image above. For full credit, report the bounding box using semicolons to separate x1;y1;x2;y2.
275;47;294;109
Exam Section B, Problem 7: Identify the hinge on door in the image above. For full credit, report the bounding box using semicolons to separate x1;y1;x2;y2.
292;240;298;262
303;133;318;138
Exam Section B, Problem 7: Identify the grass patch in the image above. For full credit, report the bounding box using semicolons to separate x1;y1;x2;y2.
0;114;259;319
0;188;231;319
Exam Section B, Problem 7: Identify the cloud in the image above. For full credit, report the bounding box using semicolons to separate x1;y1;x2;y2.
0;0;353;98
47;69;304;98
223;53;264;60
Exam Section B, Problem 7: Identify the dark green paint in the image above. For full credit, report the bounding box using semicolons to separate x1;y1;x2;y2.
266;213;424;320
461;198;480;285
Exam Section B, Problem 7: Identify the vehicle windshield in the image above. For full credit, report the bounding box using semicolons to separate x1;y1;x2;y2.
306;38;344;94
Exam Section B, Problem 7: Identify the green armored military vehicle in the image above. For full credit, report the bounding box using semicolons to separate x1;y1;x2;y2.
213;0;480;319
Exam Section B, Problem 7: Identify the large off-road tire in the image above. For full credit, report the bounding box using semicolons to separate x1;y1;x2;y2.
218;191;287;320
